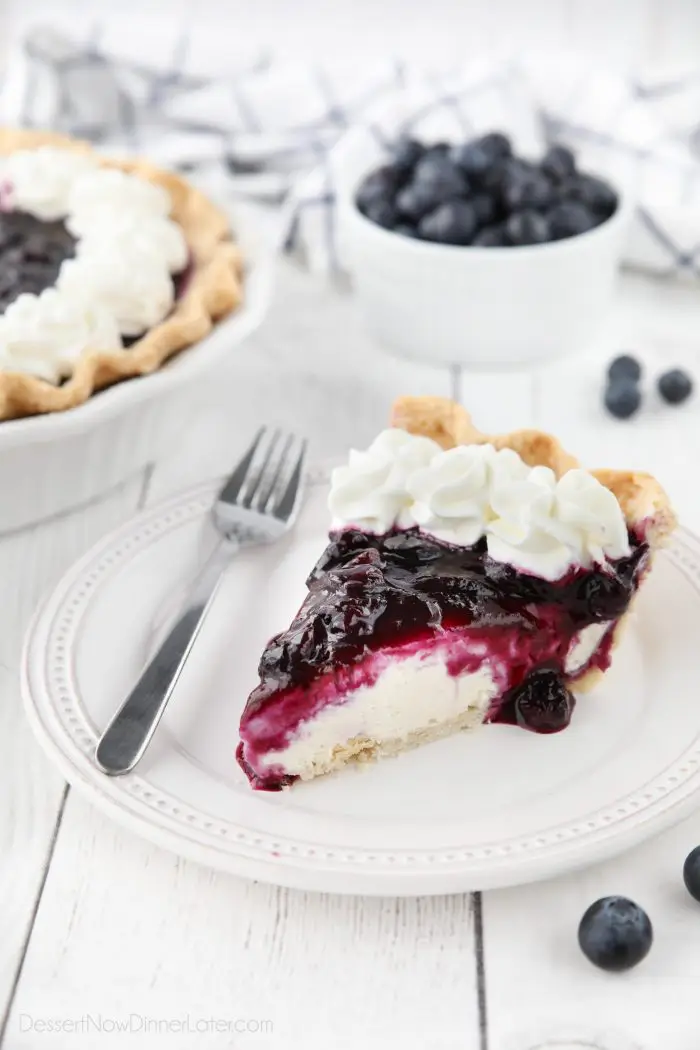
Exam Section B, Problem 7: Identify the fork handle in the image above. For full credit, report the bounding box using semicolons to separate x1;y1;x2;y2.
95;538;238;776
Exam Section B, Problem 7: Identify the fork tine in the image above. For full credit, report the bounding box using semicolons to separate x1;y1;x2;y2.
273;438;307;522
258;432;294;512
240;428;283;509
217;426;266;507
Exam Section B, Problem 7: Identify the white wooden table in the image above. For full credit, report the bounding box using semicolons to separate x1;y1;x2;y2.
2;260;700;1050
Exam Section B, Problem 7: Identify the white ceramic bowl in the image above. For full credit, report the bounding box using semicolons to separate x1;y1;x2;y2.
0;203;274;534
333;129;633;369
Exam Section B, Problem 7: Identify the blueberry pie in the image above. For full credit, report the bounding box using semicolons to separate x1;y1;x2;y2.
238;397;675;790
0;129;243;419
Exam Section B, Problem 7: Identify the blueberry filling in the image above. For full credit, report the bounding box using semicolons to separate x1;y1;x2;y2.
0;210;76;312
239;527;649;788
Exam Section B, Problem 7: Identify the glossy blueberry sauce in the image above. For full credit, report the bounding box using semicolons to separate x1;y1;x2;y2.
238;527;649;790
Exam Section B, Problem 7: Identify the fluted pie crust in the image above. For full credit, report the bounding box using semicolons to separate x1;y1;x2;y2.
0;128;244;420
391;395;677;693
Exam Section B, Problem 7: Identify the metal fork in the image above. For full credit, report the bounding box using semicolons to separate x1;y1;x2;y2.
95;427;307;777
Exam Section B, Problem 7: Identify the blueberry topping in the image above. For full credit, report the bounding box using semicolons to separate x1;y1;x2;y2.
472;224;507;247
511;668;574;733
607;354;642;383
578;897;653;972
355;166;401;216
604;381;641;420
541;144;576;182
413;153;468;198
0;211;77;314
505;209;550;246
391;136;424;175
547;201;597;240
419;200;478;245
683;846;700;901
658;368;693;405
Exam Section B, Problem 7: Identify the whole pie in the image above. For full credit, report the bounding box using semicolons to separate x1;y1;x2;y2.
237;396;676;791
0;128;243;420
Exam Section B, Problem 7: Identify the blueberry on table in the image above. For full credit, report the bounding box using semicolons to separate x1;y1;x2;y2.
391;136;424;175
605;381;641;420
362;198;399;229
418;200;478;245
472;224;507;247
547;201;597;240
512;668;574;732
413;153;468;198
355;166;400;215
541;144;576;182
505;209;550;246
658;368;693;405
608;354;642;384
562;173;618;218
683;846;700;901
578;897;653;972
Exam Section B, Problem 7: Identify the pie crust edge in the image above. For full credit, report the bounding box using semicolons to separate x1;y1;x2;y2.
0;128;244;420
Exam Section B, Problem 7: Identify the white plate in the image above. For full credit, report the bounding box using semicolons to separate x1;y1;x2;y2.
21;474;700;896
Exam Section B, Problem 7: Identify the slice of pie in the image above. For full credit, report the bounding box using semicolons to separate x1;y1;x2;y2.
0;128;243;420
238;396;676;791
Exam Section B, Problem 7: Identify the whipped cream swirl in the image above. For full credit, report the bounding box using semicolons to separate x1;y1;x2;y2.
59;251;175;338
0;148;187;375
0;289;122;383
329;429;631;580
0;147;98;221
329;429;442;533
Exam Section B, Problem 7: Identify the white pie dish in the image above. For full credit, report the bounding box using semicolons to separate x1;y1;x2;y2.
332;125;632;369
21;472;700;895
0;202;274;534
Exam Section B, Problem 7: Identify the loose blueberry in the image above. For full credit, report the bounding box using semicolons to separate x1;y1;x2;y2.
363;198;399;229
541;144;576;183
355;166;400;215
578;897;653;972
605;381;641;420
505;209;550;246
512;668;574;732
418;200;478;245
683;846;700;902
561;174;618;218
608;354;642;384
547;201;597;240
413;153;468;198
391;136;424;175
502;170;554;212
471;224;507;247
658;368;693;405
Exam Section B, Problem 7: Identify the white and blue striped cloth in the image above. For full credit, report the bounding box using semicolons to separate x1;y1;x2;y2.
6;25;700;278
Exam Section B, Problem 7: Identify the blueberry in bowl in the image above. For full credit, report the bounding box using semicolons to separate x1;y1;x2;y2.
352;131;617;248
336;122;630;366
